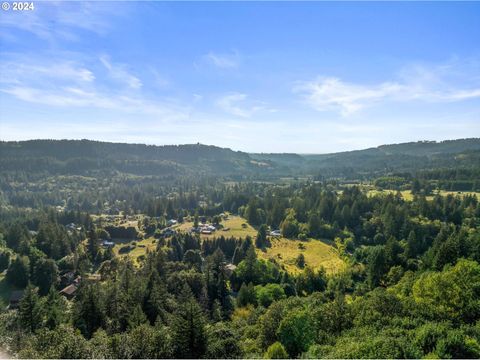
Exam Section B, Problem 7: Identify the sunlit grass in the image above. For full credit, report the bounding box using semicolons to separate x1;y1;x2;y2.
256;237;345;275
177;215;257;240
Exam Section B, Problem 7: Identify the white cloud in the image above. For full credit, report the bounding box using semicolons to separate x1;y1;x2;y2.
216;92;272;118
0;2;123;42
0;60;95;85
0;54;186;120
100;55;142;89
295;61;480;116
203;51;240;69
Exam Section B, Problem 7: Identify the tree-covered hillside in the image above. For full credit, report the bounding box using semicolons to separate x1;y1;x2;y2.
0;139;480;359
2;138;480;180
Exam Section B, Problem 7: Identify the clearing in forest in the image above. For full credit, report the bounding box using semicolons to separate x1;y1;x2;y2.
256;237;345;275
177;215;257;240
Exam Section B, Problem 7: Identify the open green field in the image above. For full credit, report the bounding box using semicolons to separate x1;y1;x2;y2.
367;189;415;200
112;236;158;266
257;237;345;275
177;215;257;240
367;189;479;201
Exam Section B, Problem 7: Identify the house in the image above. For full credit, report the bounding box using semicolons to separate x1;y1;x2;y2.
9;290;24;310
66;223;76;230
60;271;75;288
102;240;115;247
60;284;78;300
198;224;216;234
270;230;281;237
167;219;178;227
87;274;101;281
225;263;237;277
60;272;81;286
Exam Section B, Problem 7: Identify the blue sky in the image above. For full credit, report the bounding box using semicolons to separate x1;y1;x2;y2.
1;1;479;153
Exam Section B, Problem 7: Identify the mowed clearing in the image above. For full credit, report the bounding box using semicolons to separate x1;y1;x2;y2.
257;238;345;275
177;215;257;240
367;189;479;201
112;236;158;266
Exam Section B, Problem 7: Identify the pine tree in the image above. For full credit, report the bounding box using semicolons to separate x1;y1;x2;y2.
256;224;268;248
19;283;43;333
237;282;256;307
143;271;168;324
6;255;30;288
171;286;207;359
45;286;65;329
128;304;148;329
73;283;105;338
33;258;59;296
87;227;99;262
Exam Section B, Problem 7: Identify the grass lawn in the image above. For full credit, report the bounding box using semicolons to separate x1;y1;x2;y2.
368;189;479;201
112;236;158;266
367;189;414;200
177;215;257;240
257;237;345;275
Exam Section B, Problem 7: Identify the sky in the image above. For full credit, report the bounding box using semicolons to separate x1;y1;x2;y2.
0;1;479;153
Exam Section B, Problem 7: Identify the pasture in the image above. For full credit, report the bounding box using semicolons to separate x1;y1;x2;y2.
257;237;345;275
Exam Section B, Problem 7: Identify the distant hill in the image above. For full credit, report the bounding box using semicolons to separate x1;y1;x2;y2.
1;138;479;179
0;139;257;177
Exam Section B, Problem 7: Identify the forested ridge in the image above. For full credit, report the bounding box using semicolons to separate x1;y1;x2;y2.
0;139;480;358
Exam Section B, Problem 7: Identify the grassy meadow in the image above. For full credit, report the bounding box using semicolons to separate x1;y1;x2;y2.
257;237;345;275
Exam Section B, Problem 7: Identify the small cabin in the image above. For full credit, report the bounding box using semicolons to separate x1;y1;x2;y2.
59;284;78;300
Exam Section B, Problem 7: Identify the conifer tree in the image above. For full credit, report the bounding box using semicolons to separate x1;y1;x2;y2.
171;286;207;359
19;283;43;333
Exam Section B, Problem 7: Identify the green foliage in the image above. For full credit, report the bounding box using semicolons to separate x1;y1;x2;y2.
44;286;66;330
33;258;58;296
2;139;480;359
171;286;207;359
73;283;105;338
0;249;10;272
6;255;30;288
256;224;268;248
17;324;90;359
280;209;299;239
237;282;257;307
206;322;242;358
412;259;480;323
277;309;315;357
295;253;305;269
19;284;43;333
264;341;288;359
255;283;286;307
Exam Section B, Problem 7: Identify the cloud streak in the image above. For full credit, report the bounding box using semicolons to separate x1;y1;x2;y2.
0;54;186;120
100;55;142;89
0;2;123;42
295;61;480;116
216;92;274;118
203;51;240;69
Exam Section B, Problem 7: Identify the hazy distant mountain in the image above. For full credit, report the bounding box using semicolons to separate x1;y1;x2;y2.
1;138;479;179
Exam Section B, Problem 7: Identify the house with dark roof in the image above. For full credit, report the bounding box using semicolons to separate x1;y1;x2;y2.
59;284;78;300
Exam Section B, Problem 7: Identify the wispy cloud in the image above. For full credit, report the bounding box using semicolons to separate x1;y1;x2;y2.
100;55;142;89
203;51;240;69
0;60;95;85
0;54;186;120
0;2;123;42
216;92;274;118
295;60;480;116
